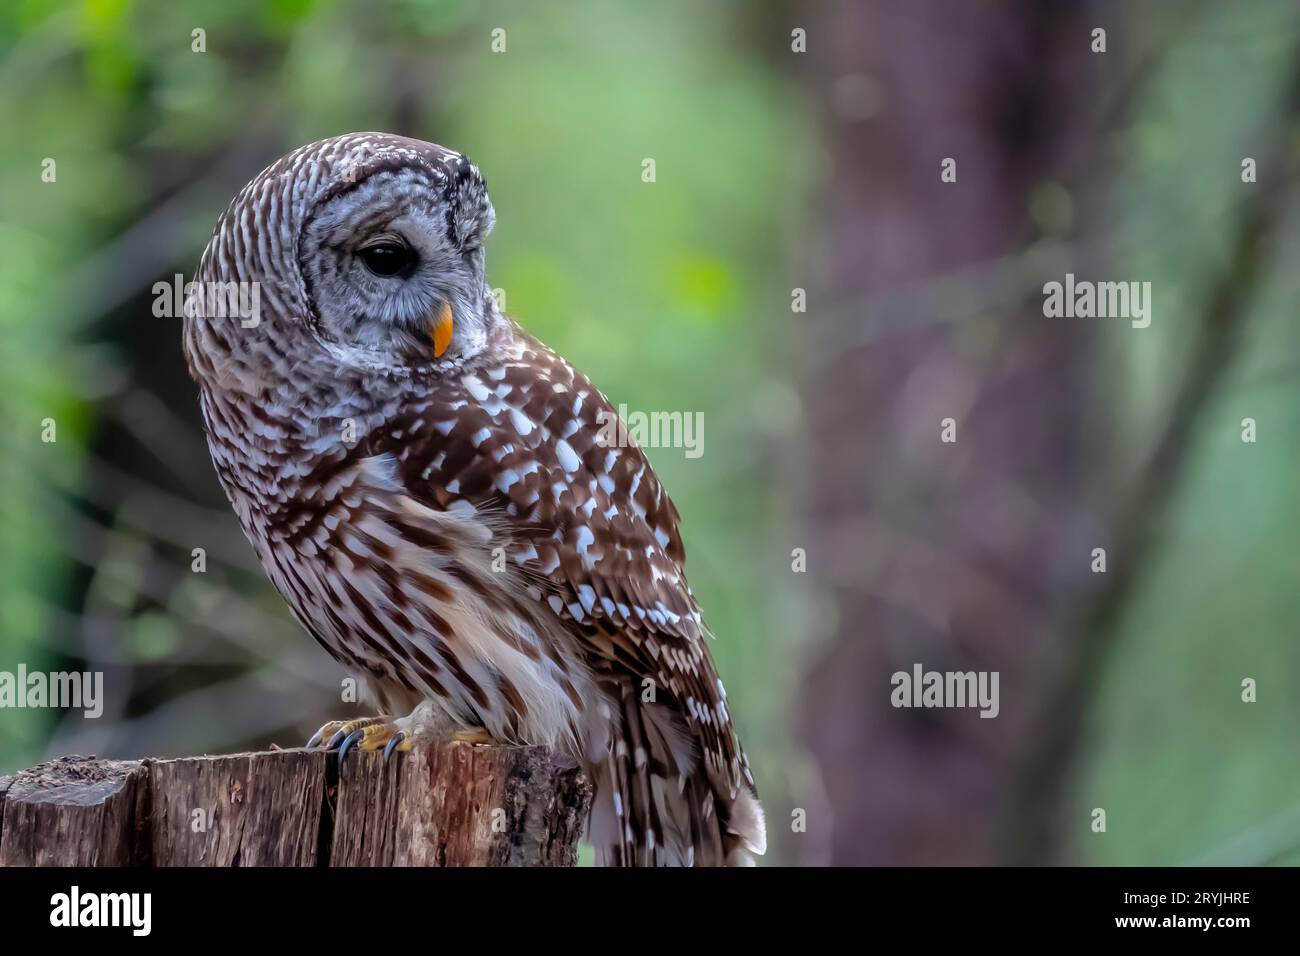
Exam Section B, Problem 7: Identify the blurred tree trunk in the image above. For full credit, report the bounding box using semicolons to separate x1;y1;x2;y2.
795;0;1107;864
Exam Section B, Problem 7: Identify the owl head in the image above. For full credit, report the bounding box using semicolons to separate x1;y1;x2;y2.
186;133;499;391
299;135;496;357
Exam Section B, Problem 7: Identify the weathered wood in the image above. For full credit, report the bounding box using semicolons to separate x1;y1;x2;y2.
332;741;589;866
0;757;148;867
0;743;590;867
147;750;328;866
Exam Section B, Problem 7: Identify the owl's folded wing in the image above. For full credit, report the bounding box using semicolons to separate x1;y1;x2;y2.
387;329;751;797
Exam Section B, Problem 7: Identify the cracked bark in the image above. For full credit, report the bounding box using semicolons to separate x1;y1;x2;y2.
0;744;591;867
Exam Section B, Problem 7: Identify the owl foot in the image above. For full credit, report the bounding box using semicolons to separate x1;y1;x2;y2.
305;716;384;749
306;713;498;763
450;726;495;746
376;723;495;760
304;715;405;761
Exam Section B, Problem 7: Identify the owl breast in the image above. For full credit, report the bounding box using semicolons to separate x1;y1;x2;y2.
197;333;598;754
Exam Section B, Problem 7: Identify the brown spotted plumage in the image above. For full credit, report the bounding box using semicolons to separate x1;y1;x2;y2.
182;133;764;865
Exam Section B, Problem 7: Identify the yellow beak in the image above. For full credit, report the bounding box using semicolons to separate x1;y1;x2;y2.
431;301;453;357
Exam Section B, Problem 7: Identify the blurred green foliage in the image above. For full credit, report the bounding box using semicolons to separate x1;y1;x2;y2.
1087;0;1300;865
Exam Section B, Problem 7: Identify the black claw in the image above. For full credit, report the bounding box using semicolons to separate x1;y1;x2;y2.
338;728;366;762
305;729;326;750
383;731;406;762
326;728;350;751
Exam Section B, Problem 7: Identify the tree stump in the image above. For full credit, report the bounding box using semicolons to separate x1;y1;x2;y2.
0;743;591;867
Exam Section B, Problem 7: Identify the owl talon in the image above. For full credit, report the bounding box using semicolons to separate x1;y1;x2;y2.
337;727;367;761
309;716;489;758
383;731;408;762
304;716;390;751
308;716;414;763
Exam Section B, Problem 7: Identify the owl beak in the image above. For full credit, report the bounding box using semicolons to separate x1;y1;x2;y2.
430;301;454;357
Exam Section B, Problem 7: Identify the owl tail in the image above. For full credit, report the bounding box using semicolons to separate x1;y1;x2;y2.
588;680;766;866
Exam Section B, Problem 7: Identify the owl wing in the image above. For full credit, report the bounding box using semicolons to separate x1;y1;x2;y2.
392;327;752;803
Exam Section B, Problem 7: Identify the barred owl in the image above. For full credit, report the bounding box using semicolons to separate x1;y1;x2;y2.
182;133;764;866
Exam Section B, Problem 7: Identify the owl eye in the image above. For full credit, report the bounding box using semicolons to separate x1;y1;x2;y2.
359;238;416;278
